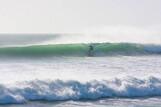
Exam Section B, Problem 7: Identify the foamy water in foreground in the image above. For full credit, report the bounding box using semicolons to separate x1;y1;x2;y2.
0;55;161;106
3;98;161;107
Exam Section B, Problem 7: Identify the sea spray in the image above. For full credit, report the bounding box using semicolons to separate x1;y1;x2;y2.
1;76;161;104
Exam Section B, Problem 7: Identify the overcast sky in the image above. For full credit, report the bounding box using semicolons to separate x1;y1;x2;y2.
0;0;161;33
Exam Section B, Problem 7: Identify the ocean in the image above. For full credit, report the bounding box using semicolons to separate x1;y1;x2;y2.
0;36;161;107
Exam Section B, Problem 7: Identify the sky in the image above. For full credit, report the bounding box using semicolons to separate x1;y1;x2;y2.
0;0;161;34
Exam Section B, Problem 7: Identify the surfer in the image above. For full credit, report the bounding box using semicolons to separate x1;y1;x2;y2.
88;44;94;56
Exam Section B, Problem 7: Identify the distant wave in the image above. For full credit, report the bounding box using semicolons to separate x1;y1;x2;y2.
0;43;161;57
1;76;161;104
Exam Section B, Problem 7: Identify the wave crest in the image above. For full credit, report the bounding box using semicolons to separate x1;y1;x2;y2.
1;76;161;104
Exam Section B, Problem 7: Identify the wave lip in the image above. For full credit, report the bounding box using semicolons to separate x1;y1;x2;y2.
0;43;161;57
1;76;161;104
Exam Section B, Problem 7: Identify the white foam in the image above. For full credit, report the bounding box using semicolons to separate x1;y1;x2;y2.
1;76;161;104
0;56;161;104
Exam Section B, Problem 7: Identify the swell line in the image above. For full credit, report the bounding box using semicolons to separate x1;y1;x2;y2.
0;43;160;57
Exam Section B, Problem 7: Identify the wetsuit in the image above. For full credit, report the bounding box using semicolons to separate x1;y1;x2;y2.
88;45;94;56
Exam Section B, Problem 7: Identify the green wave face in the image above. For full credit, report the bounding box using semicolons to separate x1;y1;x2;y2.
0;44;89;57
0;43;160;57
94;43;144;55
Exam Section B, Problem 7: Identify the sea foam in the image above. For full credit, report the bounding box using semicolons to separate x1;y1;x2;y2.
1;76;161;104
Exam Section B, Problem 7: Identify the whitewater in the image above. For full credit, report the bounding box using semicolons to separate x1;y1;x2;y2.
0;34;161;107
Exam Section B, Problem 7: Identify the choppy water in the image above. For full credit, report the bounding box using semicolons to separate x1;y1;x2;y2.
0;34;161;106
0;55;161;106
3;98;161;107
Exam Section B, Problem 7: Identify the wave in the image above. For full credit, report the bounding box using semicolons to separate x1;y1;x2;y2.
1;76;161;104
0;43;161;57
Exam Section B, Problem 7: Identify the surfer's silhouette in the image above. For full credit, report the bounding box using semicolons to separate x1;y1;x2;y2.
88;45;94;56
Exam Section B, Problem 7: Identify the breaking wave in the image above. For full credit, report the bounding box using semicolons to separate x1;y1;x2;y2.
1;76;161;104
0;43;161;57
